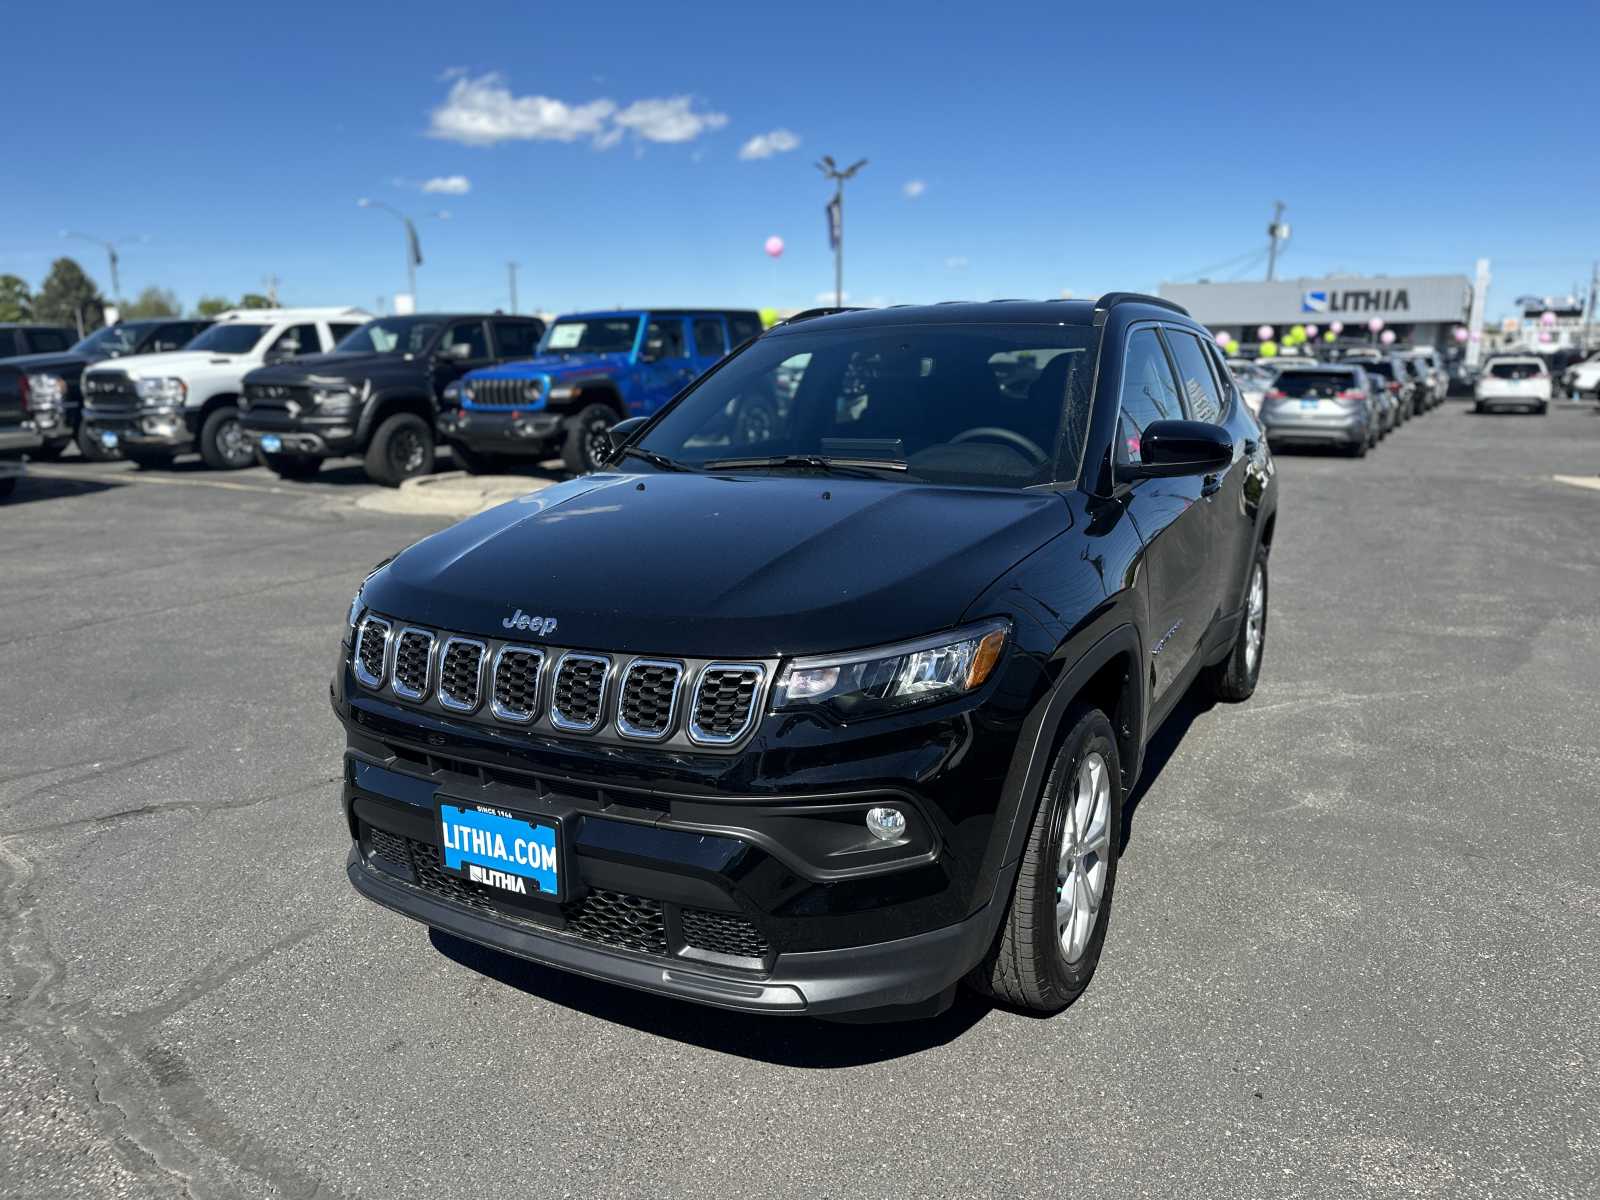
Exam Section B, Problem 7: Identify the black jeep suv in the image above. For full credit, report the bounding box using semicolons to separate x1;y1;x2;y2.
239;313;545;486
335;296;1278;1018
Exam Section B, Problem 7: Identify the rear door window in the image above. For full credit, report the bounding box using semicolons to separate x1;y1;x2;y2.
692;318;727;358
491;320;541;359
727;314;762;345
442;320;490;361
28;328;72;353
1118;328;1182;463
271;324;321;357
1165;329;1225;423
644;318;688;360
328;323;362;345
150;323;196;352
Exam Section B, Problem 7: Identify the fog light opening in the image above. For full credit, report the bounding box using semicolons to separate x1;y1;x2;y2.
865;806;907;843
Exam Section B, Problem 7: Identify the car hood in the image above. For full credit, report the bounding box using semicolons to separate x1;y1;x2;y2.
362;472;1071;657
244;352;421;387
0;350;95;379
88;349;245;379
468;352;630;380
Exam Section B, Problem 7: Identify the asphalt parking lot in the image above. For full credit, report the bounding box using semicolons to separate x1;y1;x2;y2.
3;403;1598;1199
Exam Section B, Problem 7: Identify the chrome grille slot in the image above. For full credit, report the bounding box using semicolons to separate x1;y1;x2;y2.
491;646;545;723
689;665;765;745
391;628;436;701
83;371;138;414
353;616;391;689
550;653;610;733
437;637;486;713
468;377;535;408
616;659;683;740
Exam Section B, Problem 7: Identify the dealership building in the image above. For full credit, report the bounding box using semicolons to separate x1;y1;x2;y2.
1159;274;1476;350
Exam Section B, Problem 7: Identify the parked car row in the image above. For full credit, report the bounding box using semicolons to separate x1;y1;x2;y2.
1253;345;1447;456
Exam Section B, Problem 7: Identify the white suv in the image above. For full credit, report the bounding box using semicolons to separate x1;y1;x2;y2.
1474;356;1551;415
82;306;372;469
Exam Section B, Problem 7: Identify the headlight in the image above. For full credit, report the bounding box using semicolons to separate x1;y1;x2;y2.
312;387;357;414
136;377;186;405
773;619;1010;718
26;374;66;407
523;378;546;403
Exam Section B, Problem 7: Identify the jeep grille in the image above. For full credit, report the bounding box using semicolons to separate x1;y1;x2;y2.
354;616;391;688
550;654;609;732
690;666;765;744
617;660;682;740
491;647;545;723
391;629;435;700
437;638;486;712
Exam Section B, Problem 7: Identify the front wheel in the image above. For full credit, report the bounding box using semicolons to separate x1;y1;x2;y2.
560;403;618;476
199;406;253;470
364;413;435;487
1207;550;1268;702
968;708;1123;1014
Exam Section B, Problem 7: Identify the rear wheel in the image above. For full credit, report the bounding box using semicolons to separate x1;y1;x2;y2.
1207;550;1268;702
199;405;253;470
560;402;618;476
364;412;434;487
259;451;322;480
968;708;1122;1014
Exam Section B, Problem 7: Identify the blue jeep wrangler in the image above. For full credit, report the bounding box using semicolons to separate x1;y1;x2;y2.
439;308;763;475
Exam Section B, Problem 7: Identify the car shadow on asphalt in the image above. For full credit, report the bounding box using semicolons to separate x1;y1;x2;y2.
427;929;994;1064
4;472;125;506
1121;687;1215;854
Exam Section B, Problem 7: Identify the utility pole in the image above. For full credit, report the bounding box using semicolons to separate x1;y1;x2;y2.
507;261;520;314
1264;201;1289;282
63;231;123;303
263;274;280;306
1586;260;1598;352
816;156;867;308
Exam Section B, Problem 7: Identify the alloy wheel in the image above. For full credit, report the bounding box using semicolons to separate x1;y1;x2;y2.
1056;751;1112;964
1244;564;1266;674
584;419;611;470
392;428;426;475
218;418;251;467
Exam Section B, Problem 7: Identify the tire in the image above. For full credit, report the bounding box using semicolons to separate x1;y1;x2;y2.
1347;434;1367;458
259;451;322;480
199;405;253;470
968;707;1123;1014
560;402;618;476
364;412;435;487
448;441;506;475
0;476;15;500
31;438;69;462
1207;548;1268;702
126;449;174;471
1534;404;1548;416
76;425;121;462
1474;402;1486;414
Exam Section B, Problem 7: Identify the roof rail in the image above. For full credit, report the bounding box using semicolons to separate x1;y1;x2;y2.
1092;292;1190;325
777;306;865;326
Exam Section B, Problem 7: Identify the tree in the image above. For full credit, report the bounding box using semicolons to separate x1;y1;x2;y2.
0;275;32;322
33;258;105;335
120;286;181;319
237;293;273;310
194;295;233;318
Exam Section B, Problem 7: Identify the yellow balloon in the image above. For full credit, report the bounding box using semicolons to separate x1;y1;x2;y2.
1322;330;1336;342
1290;324;1306;340
1259;341;1279;358
759;307;780;328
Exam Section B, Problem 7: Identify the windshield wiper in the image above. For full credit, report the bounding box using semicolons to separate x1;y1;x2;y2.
618;445;695;472
702;454;908;474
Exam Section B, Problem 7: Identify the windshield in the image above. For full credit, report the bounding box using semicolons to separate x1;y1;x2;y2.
638;323;1100;487
334;317;441;356
185;324;269;354
540;317;639;355
72;325;144;357
1489;361;1545;379
1271;370;1357;397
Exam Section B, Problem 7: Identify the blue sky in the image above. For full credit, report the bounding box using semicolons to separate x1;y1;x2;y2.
2;0;1594;322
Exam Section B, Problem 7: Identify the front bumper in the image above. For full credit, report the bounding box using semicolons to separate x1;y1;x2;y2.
82;408;191;449
240;410;361;458
0;426;43;455
438;407;564;455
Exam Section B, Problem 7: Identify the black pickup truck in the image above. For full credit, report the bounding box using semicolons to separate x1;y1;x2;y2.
0;319;211;459
0;324;76;360
0;368;43;500
240;313;546;486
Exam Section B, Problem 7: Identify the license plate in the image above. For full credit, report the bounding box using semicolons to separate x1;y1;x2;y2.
99;430;119;449
1299;399;1318;410
436;800;562;901
259;434;282;453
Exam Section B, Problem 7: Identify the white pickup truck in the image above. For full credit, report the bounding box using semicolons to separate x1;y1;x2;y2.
1561;350;1600;400
81;306;372;469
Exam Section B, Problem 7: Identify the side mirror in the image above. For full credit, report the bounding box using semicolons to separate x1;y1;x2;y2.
607;416;647;455
1122;420;1233;480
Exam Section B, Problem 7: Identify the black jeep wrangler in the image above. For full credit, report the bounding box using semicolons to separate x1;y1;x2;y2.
239;313;545;486
335;295;1278;1018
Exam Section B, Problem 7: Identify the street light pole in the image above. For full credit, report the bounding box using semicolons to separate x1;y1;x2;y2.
507;261;520;314
357;198;422;306
1264;200;1288;282
816;156;867;308
63;231;122;302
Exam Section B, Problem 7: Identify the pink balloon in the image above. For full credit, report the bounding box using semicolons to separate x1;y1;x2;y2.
1329;320;1344;334
1257;325;1274;340
1540;310;1557;326
1213;330;1230;346
1379;329;1396;345
764;235;784;259
1304;324;1319;337
1452;326;1469;343
1468;330;1481;342
1367;317;1385;333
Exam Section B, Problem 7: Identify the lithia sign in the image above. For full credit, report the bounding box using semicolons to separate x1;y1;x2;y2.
1301;287;1410;314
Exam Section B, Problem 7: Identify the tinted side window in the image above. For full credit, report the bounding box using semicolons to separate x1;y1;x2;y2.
727;315;762;345
29;329;72;353
692;318;726;358
443;321;489;360
150;323;194;352
328;323;361;345
644;318;687;359
1118;328;1181;463
0;331;15;357
1166;329;1224;424
492;320;541;358
271;324;321;357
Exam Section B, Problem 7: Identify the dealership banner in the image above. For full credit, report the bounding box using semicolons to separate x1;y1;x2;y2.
1159;275;1472;326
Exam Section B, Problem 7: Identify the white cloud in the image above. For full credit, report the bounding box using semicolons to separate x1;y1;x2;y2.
611;96;728;143
903;179;927;199
945;256;969;270
739;128;800;160
428;73;617;146
421;175;472;195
